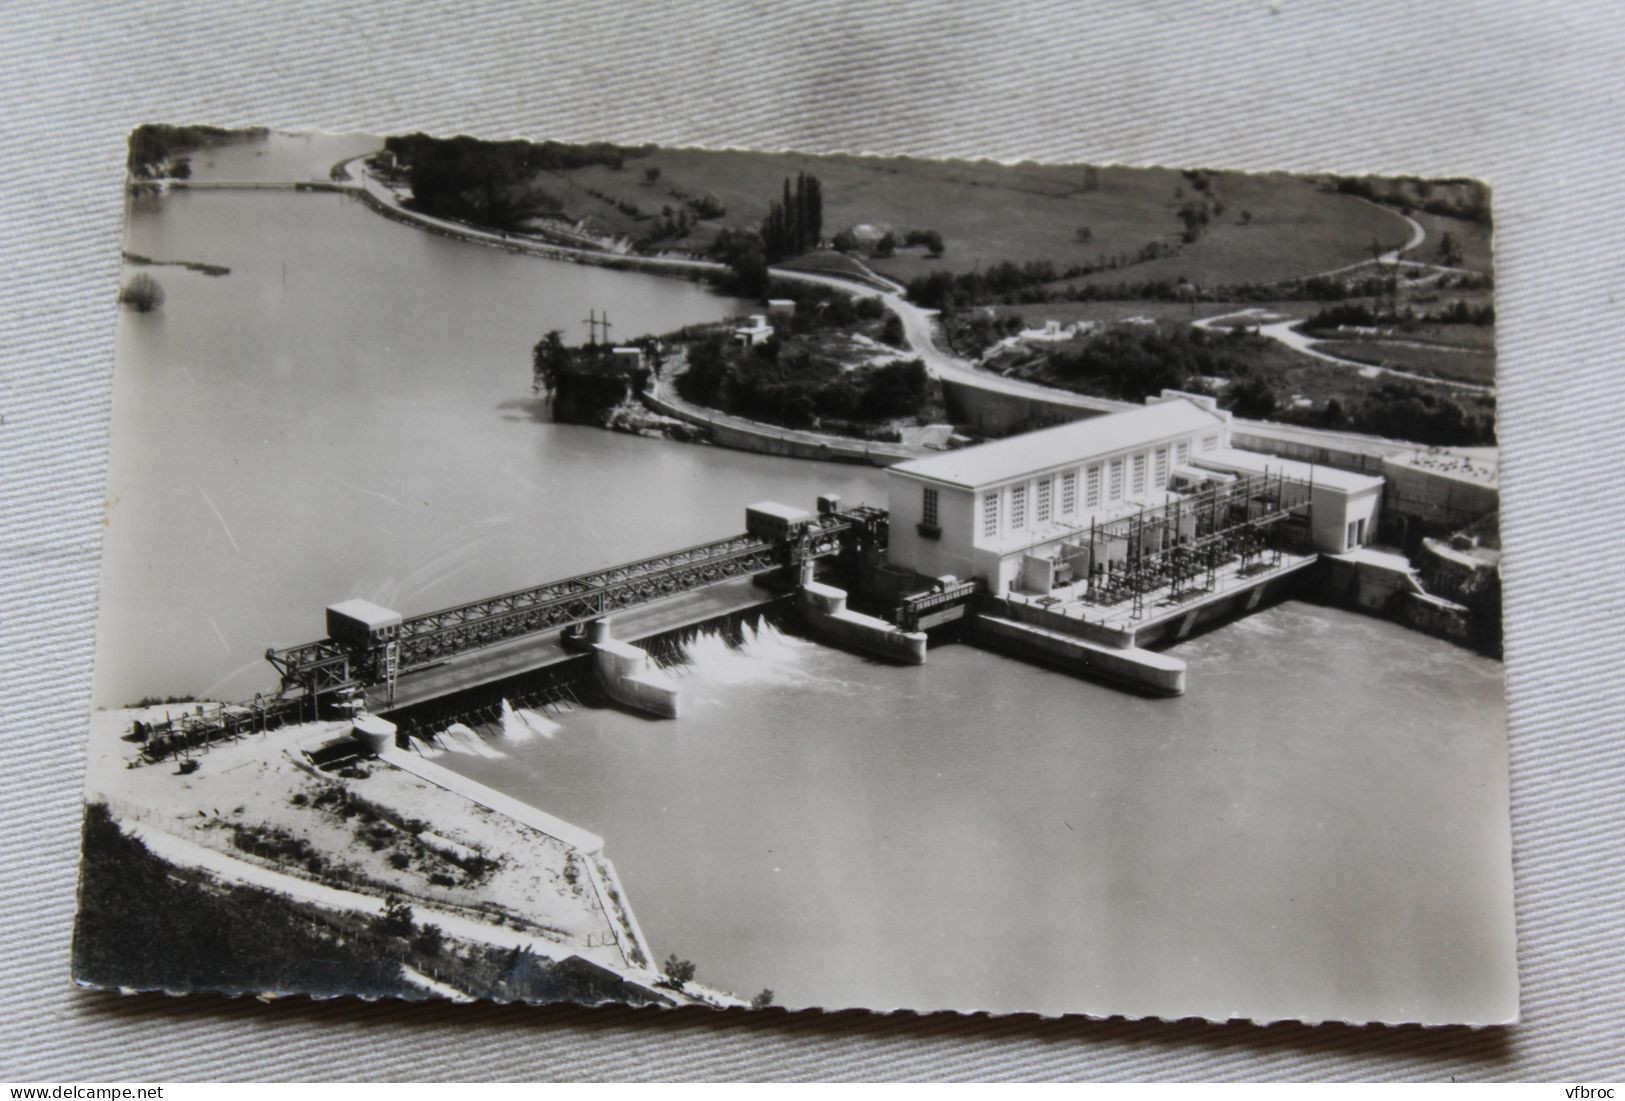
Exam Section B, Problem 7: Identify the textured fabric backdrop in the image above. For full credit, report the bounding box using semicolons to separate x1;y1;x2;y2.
2;0;1622;1082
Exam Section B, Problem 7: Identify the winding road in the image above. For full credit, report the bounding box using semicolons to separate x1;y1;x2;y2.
193;153;1489;468
1192;309;1495;396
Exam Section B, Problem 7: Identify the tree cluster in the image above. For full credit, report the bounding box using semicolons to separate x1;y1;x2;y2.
384;133;639;231
908;257;1459;311
760;173;824;262
772;283;887;335
1341;382;1497;446
532;330;654;426
677;334;932;431
707;227;770;299
1178;199;1212;243
1302;299;1495;332
941;311;1028;357
661;954;697;987
1033;324;1260;403
126;123;253;178
1004;321;1496;447
1330;174;1492;227
902;228;946;256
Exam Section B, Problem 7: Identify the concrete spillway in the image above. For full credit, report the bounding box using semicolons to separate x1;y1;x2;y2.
380;578;783;716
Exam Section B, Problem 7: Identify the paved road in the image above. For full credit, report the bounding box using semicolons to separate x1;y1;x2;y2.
647;374;926;463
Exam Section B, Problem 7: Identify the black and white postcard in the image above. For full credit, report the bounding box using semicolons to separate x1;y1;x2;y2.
75;126;1514;1025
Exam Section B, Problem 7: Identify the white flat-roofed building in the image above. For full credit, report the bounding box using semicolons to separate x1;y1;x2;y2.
886;395;1386;597
1192;447;1384;555
886;397;1236;595
609;345;645;371
733;314;774;346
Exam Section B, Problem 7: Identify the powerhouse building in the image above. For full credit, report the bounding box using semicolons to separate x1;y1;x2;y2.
885;395;1384;597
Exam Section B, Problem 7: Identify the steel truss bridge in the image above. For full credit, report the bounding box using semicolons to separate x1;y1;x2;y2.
265;506;887;701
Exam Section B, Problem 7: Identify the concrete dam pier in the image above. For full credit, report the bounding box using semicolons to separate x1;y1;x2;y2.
582;618;681;719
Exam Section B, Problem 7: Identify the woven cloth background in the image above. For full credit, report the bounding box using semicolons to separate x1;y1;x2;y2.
3;0;1622;1082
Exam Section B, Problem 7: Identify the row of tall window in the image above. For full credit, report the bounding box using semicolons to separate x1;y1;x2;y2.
973;438;1198;539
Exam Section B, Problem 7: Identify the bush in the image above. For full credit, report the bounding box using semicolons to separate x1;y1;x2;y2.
373;897;415;938
662;954;697;986
1302;303;1376;331
412;924;444;957
904;228;945;256
1227;377;1279;418
1347;382;1496;446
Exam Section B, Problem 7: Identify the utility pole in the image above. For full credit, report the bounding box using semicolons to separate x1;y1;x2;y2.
582;309;613;347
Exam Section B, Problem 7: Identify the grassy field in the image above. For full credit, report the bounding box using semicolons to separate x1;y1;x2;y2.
775;250;897;289
538;150;1422;287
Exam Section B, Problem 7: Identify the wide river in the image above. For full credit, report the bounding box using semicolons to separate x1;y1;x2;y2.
97;133;1515;1024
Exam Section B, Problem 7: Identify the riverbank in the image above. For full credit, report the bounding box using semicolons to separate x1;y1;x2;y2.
336;153;1498;475
78;702;738;1005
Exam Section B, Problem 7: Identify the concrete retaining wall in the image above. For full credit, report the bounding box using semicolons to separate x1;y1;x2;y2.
940;377;1111;437
1399;591;1473;643
1229;426;1389;476
1380;457;1500;534
970;613;1186;696
979;594;1133;649
1127;569;1308;648
642;389;916;467
1318;554;1424;613
800;582;927;663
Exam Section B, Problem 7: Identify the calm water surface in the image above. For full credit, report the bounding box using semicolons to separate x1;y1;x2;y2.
98;134;1515;1024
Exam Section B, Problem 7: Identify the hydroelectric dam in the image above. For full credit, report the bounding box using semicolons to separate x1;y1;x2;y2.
132;395;1487;766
